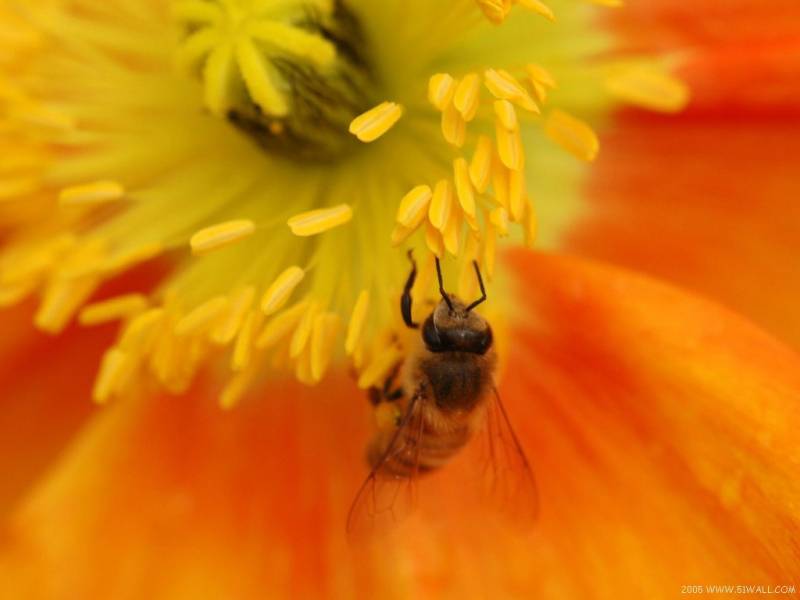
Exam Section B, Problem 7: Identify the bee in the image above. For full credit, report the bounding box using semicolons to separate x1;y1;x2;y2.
348;252;538;533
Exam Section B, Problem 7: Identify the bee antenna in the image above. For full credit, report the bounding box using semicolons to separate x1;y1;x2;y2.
465;260;487;312
435;257;455;312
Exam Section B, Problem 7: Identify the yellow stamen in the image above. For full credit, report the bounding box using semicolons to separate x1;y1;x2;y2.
358;346;403;389
509;168;526;222
428;73;457;111
232;309;262;371
494;100;518;131
256;300;309;350
287;204;353;237
492;155;510;209
469;135;493;193
441;104;466;147
289;301;319;358
93;347;130;404
490;207;510;236
310;313;341;382
606;65;690;113
495;121;524;171
443;209;462;256
428;180;454;232
454;73;481;122
35;277;99;334
261;266;305;316
390;224;414;247
190;219;256;256
79;294;148;326
219;365;258;411
396;185;433;229
544;109;599;161
119;308;165;354
349;101;404;142
518;0;556;21
59;180;125;206
174;295;228;337
483;224;497;279
345;290;370;356
523;199;538;247
453;158;477;221
484;69;539;113
211;286;255;345
425;221;445;258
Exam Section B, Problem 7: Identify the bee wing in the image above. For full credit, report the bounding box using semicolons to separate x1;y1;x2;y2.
346;393;425;539
474;386;539;525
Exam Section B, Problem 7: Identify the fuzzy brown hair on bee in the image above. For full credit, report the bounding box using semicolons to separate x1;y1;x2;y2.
348;252;538;535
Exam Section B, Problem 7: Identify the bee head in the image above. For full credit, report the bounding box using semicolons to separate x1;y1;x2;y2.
422;295;493;355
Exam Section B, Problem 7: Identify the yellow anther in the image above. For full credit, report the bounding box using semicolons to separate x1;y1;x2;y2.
454;73;481;121
509;168;526;222
261;265;305;316
212;286;255;345
79;294;148;326
441;104;466;147
470;135;493;193
453;158;477;221
357;346;403;389
396;185;433;229
345;290;370;356
289;301;319;358
484;69;539;113
428;73;457;111
311;312;341;382
219;365;257;411
443;208;462;256
119;308;165;354
288;204;353;236
232;309;262;371
605;65;690;113
35;277;99;334
523;199;538;248
93;347;130;404
190;219;256;256
495;121;524;171
59;180;125;206
174;295;228;337
489;207;510;236
492;155;510;210
390;224;414;247
483;224;497;280
494;100;518;131
518;0;555;21
429;180;454;232
544;109;599;162
256;300;309;350
425;221;445;258
349;101;404;142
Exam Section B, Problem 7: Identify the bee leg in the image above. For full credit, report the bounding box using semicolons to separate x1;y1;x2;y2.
401;250;419;329
382;362;404;401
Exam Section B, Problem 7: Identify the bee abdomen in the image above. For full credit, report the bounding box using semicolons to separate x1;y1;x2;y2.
373;423;472;478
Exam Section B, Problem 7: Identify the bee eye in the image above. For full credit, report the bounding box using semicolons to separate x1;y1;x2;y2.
422;316;445;352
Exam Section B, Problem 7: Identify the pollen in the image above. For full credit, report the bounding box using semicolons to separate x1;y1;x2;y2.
605;63;690;113
345;290;370;356
287;204;354;237
190;220;257;256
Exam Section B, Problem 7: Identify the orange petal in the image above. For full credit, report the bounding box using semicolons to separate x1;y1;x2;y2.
3;251;800;596
605;1;800;114
574;113;800;348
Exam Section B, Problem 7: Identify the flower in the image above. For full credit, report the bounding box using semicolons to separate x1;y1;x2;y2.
2;0;800;598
